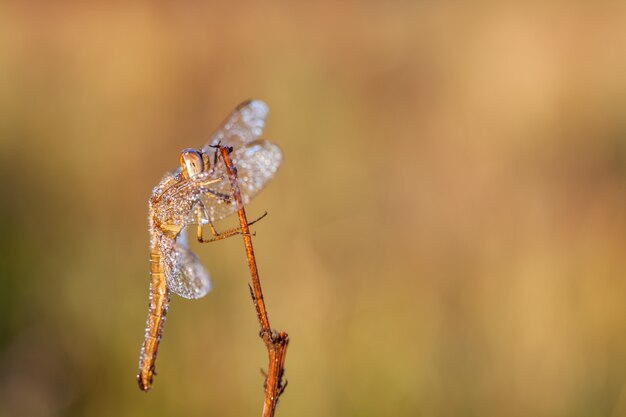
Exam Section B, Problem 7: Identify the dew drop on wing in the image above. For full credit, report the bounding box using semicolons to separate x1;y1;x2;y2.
163;230;212;300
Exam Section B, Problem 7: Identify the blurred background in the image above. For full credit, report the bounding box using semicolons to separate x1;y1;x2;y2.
0;2;625;416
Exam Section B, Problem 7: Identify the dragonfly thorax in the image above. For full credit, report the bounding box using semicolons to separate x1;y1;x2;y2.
180;149;209;178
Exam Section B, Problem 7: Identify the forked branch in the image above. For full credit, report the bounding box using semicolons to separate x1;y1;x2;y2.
220;146;289;417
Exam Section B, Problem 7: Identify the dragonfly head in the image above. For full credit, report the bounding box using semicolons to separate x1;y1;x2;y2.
180;149;208;178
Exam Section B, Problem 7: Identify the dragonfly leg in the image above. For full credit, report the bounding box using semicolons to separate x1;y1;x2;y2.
195;217;227;243
202;188;232;203
195;202;227;242
196;212;268;243
155;175;225;204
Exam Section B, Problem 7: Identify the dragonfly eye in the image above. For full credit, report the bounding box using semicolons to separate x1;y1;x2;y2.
180;149;204;178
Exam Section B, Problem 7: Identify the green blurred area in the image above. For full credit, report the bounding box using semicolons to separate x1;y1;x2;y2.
0;2;625;416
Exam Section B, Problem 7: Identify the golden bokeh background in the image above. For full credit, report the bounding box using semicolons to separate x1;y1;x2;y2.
1;2;625;417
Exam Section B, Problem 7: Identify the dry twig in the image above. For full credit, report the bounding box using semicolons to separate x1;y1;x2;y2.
220;146;289;417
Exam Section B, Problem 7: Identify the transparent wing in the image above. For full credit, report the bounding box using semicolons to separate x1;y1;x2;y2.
163;231;212;299
201;99;269;152
194;140;282;224
178;99;280;225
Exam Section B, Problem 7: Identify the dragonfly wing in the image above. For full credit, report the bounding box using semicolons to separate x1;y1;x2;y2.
197;139;282;223
202;99;269;152
232;139;283;200
164;231;212;299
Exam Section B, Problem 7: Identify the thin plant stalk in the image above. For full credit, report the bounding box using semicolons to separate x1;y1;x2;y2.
220;146;289;417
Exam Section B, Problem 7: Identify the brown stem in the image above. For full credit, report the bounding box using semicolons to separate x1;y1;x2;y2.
220;147;289;417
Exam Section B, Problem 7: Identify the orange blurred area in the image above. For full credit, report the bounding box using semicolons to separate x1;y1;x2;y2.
0;2;625;416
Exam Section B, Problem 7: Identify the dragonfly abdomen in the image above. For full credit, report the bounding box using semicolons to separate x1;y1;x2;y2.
137;250;170;391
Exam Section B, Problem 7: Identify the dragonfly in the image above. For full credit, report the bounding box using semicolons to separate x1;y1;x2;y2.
137;99;282;391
